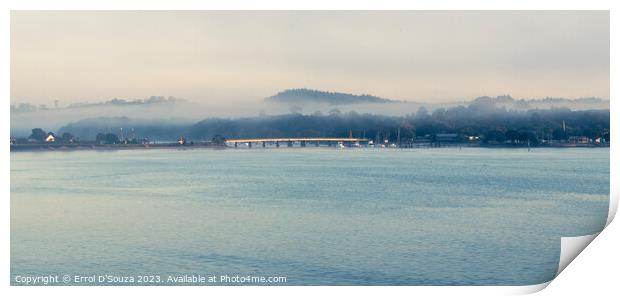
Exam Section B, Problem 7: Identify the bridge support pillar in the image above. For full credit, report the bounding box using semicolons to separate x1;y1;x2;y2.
287;141;293;147
262;141;266;148
248;142;252;148
301;141;306;147
276;142;280;148
234;142;238;148
315;141;320;147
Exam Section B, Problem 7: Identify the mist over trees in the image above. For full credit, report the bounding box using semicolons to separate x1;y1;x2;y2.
52;100;610;146
11;96;184;113
188;108;608;144
263;89;608;110
57;117;192;141
11;92;610;139
12;93;608;145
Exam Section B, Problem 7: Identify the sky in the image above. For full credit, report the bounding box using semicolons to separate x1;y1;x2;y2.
10;11;609;105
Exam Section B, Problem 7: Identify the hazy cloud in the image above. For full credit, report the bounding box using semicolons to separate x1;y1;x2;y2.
11;11;609;104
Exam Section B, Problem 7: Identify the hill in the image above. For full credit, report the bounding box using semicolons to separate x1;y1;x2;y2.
265;88;398;105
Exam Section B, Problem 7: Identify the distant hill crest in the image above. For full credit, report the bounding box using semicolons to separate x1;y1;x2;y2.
265;88;398;105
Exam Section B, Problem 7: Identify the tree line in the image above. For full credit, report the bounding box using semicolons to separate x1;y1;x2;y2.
44;102;610;146
188;106;609;145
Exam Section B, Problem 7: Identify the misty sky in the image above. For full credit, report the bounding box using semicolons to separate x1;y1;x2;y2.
11;11;609;105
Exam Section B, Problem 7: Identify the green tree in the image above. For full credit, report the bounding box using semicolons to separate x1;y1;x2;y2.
552;128;568;141
96;132;119;144
61;132;75;142
29;128;47;142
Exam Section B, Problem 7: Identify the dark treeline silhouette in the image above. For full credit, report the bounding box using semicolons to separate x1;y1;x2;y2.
188;108;609;145
10;128;76;144
52;103;610;146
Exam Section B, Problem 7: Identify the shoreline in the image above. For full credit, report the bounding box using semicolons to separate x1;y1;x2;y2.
9;142;609;152
10;142;224;152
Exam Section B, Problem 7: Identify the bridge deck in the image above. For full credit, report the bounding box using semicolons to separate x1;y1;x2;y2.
225;138;369;143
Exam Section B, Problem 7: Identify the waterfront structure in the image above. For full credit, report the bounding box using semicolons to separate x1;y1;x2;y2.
569;136;591;144
226;137;369;148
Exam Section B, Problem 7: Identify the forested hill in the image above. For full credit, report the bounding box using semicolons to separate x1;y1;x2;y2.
265;89;398;105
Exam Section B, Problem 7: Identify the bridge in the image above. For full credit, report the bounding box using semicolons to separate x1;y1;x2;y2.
225;137;370;148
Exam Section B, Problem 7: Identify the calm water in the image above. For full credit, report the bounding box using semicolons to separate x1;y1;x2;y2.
11;148;609;285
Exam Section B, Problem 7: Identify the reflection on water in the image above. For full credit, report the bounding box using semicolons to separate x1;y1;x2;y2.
11;148;609;285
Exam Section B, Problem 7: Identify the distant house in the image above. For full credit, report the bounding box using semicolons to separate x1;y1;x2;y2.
568;136;590;144
45;133;56;142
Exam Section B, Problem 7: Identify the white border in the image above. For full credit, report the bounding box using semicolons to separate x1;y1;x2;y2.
2;1;616;295
0;0;615;11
